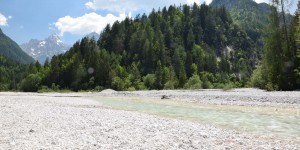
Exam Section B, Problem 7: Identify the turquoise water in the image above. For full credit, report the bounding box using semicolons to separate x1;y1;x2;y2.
94;97;300;139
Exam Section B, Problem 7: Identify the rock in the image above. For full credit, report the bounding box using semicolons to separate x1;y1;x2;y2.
161;95;170;99
100;89;117;94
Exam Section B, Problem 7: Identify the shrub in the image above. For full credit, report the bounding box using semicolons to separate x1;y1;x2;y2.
94;86;104;92
143;74;156;89
265;82;279;91
135;81;147;90
0;84;9;91
222;83;235;91
250;67;266;88
111;76;125;91
51;83;60;91
201;75;213;89
127;87;136;91
184;74;202;89
20;74;41;92
164;81;175;89
38;86;54;93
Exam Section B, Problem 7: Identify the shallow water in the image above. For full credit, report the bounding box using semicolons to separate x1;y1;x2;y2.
94;97;300;140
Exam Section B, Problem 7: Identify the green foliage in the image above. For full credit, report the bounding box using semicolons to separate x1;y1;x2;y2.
294;16;300;88
211;0;269;50
0;84;9;91
250;66;265;88
222;83;236;91
0;55;28;91
164;67;179;89
253;1;298;91
143;74;156;89
111;76;126;91
38;86;55;93
20;74;41;92
0;28;34;64
184;74;203;89
51;83;60;91
94;86;104;92
200;72;214;89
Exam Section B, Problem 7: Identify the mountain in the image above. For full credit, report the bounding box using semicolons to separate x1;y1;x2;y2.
210;0;270;49
0;28;34;64
85;32;100;40
20;34;70;64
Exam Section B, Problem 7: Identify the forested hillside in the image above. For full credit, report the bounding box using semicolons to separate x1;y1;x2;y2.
251;1;300;90
211;0;270;56
27;3;258;91
0;29;34;64
0;55;29;90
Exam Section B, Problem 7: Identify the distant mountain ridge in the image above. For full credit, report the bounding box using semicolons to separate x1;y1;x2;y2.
20;34;70;64
85;32;100;40
0;28;34;64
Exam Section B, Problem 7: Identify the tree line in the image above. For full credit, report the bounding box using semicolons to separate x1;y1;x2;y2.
251;0;300;90
20;3;256;92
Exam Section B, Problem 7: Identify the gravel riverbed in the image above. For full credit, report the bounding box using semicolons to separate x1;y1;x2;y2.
0;89;299;149
100;88;300;108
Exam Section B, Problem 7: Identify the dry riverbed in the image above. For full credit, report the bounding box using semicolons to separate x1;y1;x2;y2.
0;89;299;149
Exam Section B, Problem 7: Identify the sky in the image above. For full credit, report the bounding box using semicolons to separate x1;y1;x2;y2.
0;0;297;45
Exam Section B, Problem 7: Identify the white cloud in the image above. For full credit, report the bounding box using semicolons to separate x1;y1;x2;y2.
85;0;139;13
255;0;268;3
0;13;8;26
186;0;200;5
8;16;12;19
85;0;207;13
54;12;127;35
85;0;284;14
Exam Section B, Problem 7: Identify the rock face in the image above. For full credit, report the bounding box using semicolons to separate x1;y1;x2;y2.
20;34;70;64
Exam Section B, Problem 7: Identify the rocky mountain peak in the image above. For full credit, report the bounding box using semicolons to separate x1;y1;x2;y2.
20;34;70;64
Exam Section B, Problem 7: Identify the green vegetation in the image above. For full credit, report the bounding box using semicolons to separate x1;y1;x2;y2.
250;0;300;90
25;3;257;91
0;28;34;64
211;0;269;49
20;74;41;92
0;55;28;91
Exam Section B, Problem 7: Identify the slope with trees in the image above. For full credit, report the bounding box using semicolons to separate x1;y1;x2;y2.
210;0;270;60
0;28;34;64
29;3;258;91
0;54;30;91
251;0;300;90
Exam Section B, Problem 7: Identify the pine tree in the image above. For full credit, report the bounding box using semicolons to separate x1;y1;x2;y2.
44;57;50;67
261;3;283;90
295;15;300;88
155;61;163;89
258;0;295;90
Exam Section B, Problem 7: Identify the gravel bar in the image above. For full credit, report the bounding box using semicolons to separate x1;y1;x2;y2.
0;90;299;149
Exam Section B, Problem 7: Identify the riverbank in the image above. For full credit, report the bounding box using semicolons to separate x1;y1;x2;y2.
98;88;300;108
0;90;299;149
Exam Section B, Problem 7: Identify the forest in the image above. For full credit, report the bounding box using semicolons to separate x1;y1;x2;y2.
0;1;300;92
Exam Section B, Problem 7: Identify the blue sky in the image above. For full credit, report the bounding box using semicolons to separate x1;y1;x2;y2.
0;0;297;45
